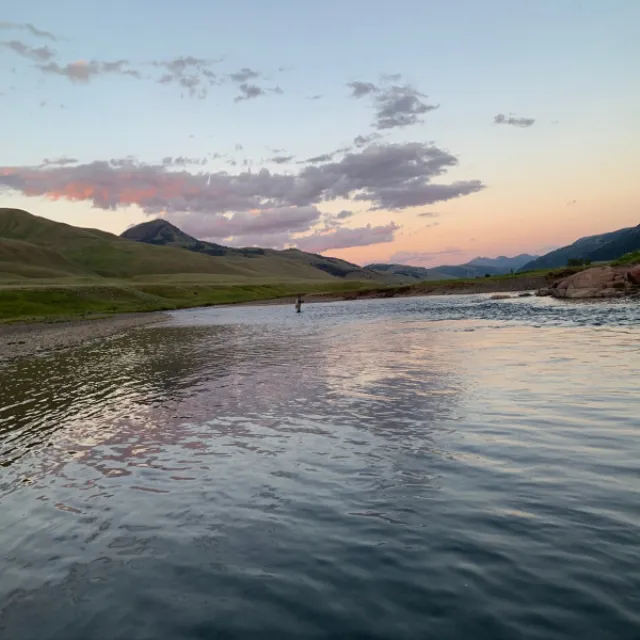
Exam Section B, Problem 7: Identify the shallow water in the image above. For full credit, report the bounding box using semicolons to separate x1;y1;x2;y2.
1;294;639;639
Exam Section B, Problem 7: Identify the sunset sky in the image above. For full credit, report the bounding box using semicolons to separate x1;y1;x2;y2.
1;0;638;267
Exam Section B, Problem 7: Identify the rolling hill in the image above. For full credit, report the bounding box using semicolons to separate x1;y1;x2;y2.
121;218;402;283
520;224;640;271
0;209;399;284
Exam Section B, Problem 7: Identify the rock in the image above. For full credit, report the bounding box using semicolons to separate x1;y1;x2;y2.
536;288;552;296
628;267;640;285
518;292;533;297
490;294;511;300
551;266;638;299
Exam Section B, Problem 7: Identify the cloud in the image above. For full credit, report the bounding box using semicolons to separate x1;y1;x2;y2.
271;155;294;164
353;133;381;148
41;157;78;167
38;59;141;82
234;83;282;102
294;222;399;253
234;83;263;101
307;94;323;100
3;40;55;61
303;153;335;164
161;156;208;166
389;248;464;266
417;211;439;218
170;206;322;240
347;81;378;98
374;84;438;130
153;56;220;98
0;21;59;41
228;67;260;83
347;79;438;129
335;210;354;220
0;142;483;220
494;113;535;128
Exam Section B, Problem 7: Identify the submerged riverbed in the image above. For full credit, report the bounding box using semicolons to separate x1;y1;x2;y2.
1;295;639;639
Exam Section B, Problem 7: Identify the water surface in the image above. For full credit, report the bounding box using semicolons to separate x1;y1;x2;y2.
1;295;639;639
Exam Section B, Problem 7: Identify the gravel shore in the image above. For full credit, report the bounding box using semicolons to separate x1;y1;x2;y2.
0;313;167;363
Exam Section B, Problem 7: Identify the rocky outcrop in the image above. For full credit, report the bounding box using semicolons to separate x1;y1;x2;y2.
543;266;640;299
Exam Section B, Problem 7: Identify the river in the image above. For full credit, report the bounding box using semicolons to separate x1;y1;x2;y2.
1;295;639;639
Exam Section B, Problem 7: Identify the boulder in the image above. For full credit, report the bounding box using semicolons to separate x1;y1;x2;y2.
518;292;533;297
490;294;511;300
552;266;639;299
628;267;640;285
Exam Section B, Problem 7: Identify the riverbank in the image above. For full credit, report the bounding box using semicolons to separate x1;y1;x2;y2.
0;313;166;363
0;269;585;361
240;271;559;306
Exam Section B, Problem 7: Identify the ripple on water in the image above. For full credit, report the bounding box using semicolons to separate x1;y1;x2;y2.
0;295;639;639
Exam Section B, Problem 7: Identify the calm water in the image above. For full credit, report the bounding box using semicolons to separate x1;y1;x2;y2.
1;295;639;639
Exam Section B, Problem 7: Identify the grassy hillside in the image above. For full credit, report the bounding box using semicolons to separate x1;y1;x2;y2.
0;208;374;282
520;224;640;271
0;208;262;279
122;218;401;284
612;250;640;266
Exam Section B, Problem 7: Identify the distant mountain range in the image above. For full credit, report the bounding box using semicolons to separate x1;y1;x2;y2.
520;224;640;271
367;254;538;282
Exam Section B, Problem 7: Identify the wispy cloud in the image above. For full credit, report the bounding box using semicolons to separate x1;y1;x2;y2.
234;82;282;102
353;133;381;148
153;56;220;98
38;59;141;82
295;223;399;253
228;67;260;83
2;40;55;61
417;211;440;218
347;77;438;129
0;21;59;41
494;113;535;128
40;157;78;167
171;206;322;241
270;155;294;164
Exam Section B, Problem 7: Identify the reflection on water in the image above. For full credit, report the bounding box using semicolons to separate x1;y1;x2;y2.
1;295;639;639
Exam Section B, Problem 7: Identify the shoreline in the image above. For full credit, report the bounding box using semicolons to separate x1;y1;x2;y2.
0;313;167;363
237;273;552;306
0;268;612;362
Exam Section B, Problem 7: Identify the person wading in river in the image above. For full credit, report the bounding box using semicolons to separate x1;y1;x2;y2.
295;295;303;313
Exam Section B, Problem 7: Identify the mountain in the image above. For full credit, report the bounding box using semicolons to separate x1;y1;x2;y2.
365;263;456;282
520;224;640;271
0;209;401;284
467;254;538;271
0;208;266;280
366;255;536;282
122;218;402;284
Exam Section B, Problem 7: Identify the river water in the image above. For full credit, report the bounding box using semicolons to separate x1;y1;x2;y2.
1;295;639;639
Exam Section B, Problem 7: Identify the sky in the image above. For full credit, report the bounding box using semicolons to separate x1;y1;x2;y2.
1;0;639;267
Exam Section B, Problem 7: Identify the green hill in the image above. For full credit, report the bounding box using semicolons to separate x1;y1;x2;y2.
520;224;640;271
121;218;402;284
0;208;395;321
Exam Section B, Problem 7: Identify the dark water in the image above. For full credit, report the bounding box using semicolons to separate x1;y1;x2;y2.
1;295;639;639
